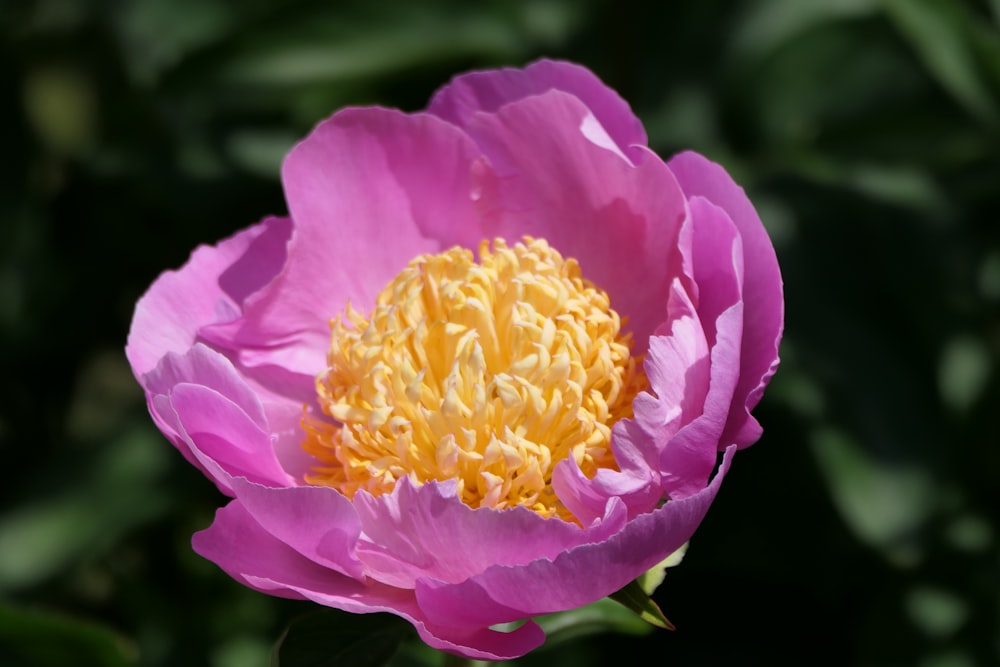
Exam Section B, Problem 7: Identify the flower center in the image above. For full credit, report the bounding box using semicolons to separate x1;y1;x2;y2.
302;237;645;521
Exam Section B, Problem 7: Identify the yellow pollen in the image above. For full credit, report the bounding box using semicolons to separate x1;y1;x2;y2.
302;237;645;521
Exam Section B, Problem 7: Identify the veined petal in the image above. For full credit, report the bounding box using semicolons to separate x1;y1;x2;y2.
659;303;741;498
228;478;364;579
126;216;290;377
209;109;488;379
141;345;293;490
687;196;745;351
464;90;687;349
551;419;662;524
194;501;545;660
352;478;628;589
633;281;711;443
655;197;745;495
169;383;292;491
668;151;783;447
429;59;648;162
414;447;735;629
193;500;355;597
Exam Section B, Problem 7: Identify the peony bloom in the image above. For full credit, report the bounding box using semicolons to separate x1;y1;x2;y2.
127;60;782;660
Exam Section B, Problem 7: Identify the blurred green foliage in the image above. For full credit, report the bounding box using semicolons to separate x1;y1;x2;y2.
2;0;999;665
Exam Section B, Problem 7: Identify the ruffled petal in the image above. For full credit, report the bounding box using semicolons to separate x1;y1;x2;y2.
194;501;545;660
668;151;783;447
687;197;745;341
352;478;628;589
633;280;710;444
414;447;734;629
193;500;355;598
463;90;687;349
552;418;662;524
142;344;268;432
140;345;292;490
656;197;745;496
126;216;290;377
429;59;648;163
168;383;292;491
210;108;488;378
659;304;741;498
229;477;365;579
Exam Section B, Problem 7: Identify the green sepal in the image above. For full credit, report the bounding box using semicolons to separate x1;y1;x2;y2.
532;596;655;651
637;541;689;596
608;579;675;630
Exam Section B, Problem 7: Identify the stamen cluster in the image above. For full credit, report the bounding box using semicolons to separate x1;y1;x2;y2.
304;237;644;520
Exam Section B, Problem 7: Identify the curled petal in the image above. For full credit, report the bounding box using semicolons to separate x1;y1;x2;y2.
230;478;365;579
141;345;292;491
352;478;628;589
126;216;290;377
194;501;545;660
668;151;783;447
464;90;687;348
428;59;648;162
633;281;710;443
208;109;488;378
552;419;662;524
415;447;735;629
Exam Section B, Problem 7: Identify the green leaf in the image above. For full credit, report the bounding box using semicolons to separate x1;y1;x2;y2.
0;424;170;592
729;0;877;63
272;610;412;667
0;602;135;667
607;579;675;630
810;427;934;566
784;154;947;213
200;9;525;89
880;0;998;123
532;597;655;651
938;335;992;414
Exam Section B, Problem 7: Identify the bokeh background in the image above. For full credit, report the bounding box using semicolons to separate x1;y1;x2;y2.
2;0;999;665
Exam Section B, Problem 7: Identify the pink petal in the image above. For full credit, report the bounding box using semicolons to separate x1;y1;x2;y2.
215;216;293;305
126;216;289;377
194;501;545;660
658;304;741;498
127;218;316;480
551;418;662;524
668;151;784;447
406;616;544;662
656;198;745;495
429;59;648;163
464;90;687;349
193;499;388;601
229;477;364;579
687;196;745;348
237;369;318;483
141;345;293;490
143;344;268;430
352;478;628;589
633;281;710;443
211;108;488;379
415;447;735;629
169;382;292;491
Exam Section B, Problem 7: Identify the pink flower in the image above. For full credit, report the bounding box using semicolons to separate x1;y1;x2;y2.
127;60;782;660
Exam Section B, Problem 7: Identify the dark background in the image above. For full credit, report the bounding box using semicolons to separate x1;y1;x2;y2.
2;1;999;665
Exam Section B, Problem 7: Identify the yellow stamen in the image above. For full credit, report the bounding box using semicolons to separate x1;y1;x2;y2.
302;237;645;521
